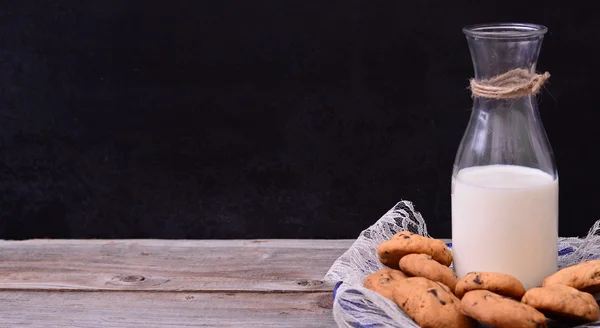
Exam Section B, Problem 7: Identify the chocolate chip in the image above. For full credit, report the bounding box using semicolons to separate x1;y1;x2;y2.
402;235;410;239
473;275;483;284
427;289;446;305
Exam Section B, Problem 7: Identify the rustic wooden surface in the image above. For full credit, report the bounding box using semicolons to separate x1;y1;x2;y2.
0;239;356;327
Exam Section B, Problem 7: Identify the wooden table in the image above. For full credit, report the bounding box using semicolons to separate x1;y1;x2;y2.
0;239;355;327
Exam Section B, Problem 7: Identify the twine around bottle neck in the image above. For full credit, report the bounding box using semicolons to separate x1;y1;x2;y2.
469;68;550;99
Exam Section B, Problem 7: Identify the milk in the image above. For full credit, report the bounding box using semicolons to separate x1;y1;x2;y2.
451;164;558;290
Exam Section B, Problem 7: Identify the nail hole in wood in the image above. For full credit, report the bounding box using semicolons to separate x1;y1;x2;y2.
120;275;145;283
297;279;323;286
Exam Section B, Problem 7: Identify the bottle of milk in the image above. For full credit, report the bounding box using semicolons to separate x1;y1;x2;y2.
452;23;558;290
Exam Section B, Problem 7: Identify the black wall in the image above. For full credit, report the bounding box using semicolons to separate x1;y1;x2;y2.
0;1;597;239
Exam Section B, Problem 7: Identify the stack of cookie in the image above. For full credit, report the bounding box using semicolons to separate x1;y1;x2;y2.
364;231;600;328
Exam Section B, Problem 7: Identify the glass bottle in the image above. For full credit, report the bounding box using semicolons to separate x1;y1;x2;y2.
451;23;558;290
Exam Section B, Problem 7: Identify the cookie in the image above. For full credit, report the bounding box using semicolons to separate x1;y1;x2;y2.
393;277;475;328
542;260;600;293
460;290;547;328
455;271;526;300
363;268;408;300
399;253;458;293
377;231;452;269
522;284;600;323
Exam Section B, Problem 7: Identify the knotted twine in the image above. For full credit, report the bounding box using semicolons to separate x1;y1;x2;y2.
469;68;550;99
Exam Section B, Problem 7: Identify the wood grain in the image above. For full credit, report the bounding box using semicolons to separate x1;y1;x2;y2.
0;239;451;327
0;239;353;292
0;290;335;327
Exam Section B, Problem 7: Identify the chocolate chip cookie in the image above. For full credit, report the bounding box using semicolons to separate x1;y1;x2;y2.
460;290;547;328
399;253;458;293
522;284;600;323
377;231;452;269
542;259;600;293
455;271;526;300
393;277;475;328
363;268;408;300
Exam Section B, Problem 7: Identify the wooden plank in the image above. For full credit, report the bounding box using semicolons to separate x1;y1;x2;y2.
0;290;335;328
0;239;355;292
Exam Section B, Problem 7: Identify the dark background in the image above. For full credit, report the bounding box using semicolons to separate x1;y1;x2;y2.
0;1;596;239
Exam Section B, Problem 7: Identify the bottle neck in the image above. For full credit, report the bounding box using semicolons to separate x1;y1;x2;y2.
467;36;543;80
467;35;545;117
454;24;556;178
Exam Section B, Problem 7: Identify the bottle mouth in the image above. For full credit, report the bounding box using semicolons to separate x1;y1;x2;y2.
463;23;547;39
